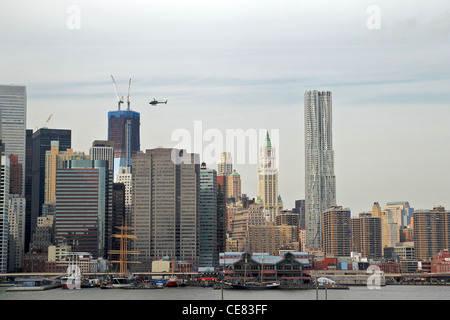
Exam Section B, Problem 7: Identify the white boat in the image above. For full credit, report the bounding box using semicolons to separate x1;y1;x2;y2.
61;264;82;290
101;276;136;289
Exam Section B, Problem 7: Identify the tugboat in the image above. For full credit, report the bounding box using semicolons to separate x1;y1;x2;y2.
166;276;178;287
166;259;179;287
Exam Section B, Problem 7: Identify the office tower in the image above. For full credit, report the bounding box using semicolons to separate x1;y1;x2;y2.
304;90;336;249
89;140;114;171
116;166;132;229
248;224;298;255
399;227;414;243
275;209;300;227
31;128;71;241
227;170;241;201
216;176;227;255
108;110;140;168
351;213;382;259
229;203;266;252
7;195;26;272
0;85;26;195
111;183;126;253
414;206;450;261
8;155;22;195
54;159;113;258
371;202;399;248
0;156;10;273
257;131;282;222
131;148;200;271
29;204;54;253
218;152;232;177
199;163;218;267
240;194;255;209
292;199;306;229
218;152;232;200
24;129;33;253
322;206;351;257
385;201;413;228
44;141;89;205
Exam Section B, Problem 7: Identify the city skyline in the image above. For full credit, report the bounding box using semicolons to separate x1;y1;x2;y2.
1;0;450;215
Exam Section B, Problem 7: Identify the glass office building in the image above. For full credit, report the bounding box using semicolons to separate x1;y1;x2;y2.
54;160;113;258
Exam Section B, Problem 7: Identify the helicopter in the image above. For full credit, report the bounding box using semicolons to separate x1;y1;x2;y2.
149;99;168;105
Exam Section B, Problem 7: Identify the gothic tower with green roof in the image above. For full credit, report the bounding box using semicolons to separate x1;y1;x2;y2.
257;131;283;222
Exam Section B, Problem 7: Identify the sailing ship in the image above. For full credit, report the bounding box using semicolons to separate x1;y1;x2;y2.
61;259;82;290
232;280;280;290
232;254;280;290
105;221;141;289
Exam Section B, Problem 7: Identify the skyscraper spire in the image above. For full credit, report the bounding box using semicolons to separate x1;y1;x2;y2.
265;130;272;148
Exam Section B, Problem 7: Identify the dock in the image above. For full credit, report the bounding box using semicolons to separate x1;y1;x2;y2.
5;278;61;292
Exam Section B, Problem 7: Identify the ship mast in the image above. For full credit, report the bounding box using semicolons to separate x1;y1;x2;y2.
109;220;140;277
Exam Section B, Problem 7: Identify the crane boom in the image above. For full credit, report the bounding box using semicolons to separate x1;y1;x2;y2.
111;75;124;111
45;114;53;127
127;78;131;111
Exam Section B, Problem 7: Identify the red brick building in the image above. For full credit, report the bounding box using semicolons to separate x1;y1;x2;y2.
380;261;401;274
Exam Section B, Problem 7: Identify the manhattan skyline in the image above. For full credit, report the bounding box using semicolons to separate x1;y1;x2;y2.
1;0;449;215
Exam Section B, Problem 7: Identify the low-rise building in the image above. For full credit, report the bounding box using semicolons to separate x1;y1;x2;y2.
219;252;310;285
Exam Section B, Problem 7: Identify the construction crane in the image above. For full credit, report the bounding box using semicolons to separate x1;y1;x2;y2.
44;114;53;127
126;78;131;111
35;114;53;131
111;75;124;111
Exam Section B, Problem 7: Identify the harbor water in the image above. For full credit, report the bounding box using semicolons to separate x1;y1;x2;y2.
2;285;450;300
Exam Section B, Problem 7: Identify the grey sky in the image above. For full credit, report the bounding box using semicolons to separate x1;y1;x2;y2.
1;0;449;215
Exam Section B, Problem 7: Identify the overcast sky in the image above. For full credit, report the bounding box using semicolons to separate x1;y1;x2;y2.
1;0;449;215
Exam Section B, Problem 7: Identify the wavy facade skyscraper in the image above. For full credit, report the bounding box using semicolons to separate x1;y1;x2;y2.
304;90;336;249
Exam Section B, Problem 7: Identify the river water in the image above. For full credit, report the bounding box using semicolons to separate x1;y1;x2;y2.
2;285;450;300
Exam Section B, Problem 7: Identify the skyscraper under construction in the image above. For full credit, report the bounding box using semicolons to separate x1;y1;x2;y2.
108;76;140;169
108;110;140;168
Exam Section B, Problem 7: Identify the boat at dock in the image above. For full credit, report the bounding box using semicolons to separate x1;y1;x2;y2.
166;276;179;287
100;276;136;289
166;258;180;287
231;254;280;290
61;263;82;290
232;281;280;290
